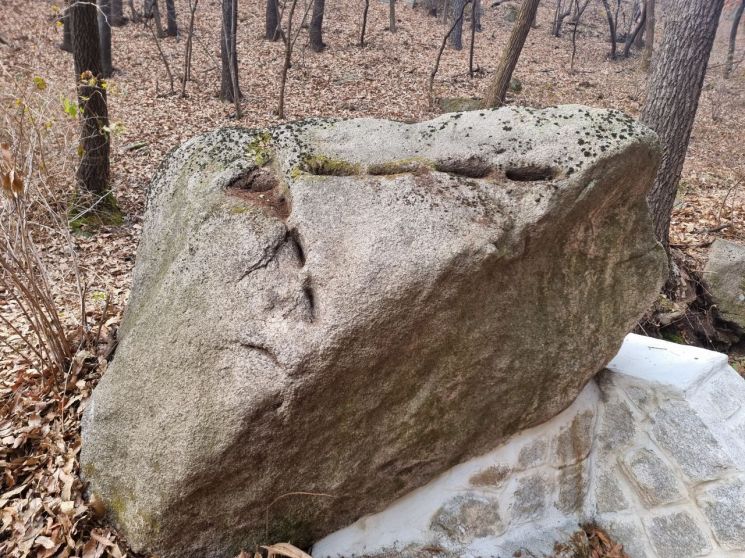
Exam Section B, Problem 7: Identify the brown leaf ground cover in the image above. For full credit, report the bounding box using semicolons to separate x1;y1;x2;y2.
0;0;744;556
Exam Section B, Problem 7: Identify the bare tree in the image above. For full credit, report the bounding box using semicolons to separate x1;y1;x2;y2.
389;0;396;32
70;0;115;211
725;0;745;78
111;0;126;25
145;0;166;37
310;0;326;50
450;0;466;49
181;0;199;96
623;0;647;58
128;0;142;22
429;0;472;106
599;0;620;59
641;0;725;255
98;0;113;78
266;0;282;41
482;0;541;107
622;0;645;57
165;0;178;36
469;0;479;76
220;0;242;106
278;0;300;117
640;0;654;70
552;0;571;37
360;0;370;46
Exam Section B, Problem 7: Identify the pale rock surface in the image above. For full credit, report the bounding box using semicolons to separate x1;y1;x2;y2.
705;239;745;332
81;106;666;557
314;334;745;558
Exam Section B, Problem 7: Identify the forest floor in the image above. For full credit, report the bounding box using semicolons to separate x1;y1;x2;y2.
0;0;744;556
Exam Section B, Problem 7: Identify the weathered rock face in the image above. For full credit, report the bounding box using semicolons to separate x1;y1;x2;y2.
314;334;745;558
81;106;666;557
705;239;745;332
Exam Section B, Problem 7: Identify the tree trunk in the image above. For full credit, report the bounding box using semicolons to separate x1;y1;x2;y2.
389;0;396;32
111;0;126;25
450;0;465;49
310;0;326;50
220;0;241;102
61;1;73;52
145;0;166;37
483;0;541;107
552;0;571;37
98;0;113;77
360;0;370;46
266;0;281;41
165;0;178;36
641;0;725;253
725;0;745;78
70;1;112;203
473;0;481;31
622;0;645;57
128;0;142;23
599;0;618;59
278;0;300;117
640;0;654;70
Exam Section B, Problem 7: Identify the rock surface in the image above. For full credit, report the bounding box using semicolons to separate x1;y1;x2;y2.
81;106;666;557
314;334;745;558
705;239;745;332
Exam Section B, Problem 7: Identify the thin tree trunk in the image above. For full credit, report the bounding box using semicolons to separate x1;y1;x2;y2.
181;0;198;96
148;15;174;94
640;0;654;70
428;0;472;107
111;0;126;25
310;0;325;50
473;0;481;30
553;0;571;37
623;0;645;57
390;0;396;32
61;1;73;52
641;0;725;255
129;0;142;23
267;0;282;41
450;0;465;49
599;0;617;59
360;0;370;46
220;0;242;103
469;0;478;76
482;0;541;107
98;0;113;78
725;0;745;78
569;0;579;71
70;1;112;205
146;0;166;37
278;0;300;118
165;0;178;36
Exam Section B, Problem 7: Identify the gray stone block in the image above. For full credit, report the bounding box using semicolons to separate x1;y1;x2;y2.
553;411;594;466
517;438;547;469
622;447;685;508
700;370;745;420
645;511;711;558
651;401;733;482
430;494;504;545
597;516;653;558
509;473;548;524
594;466;630;514
697;477;745;550
598;400;636;451
557;463;586;514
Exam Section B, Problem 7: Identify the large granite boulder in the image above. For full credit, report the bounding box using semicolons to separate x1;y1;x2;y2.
81;106;666;557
